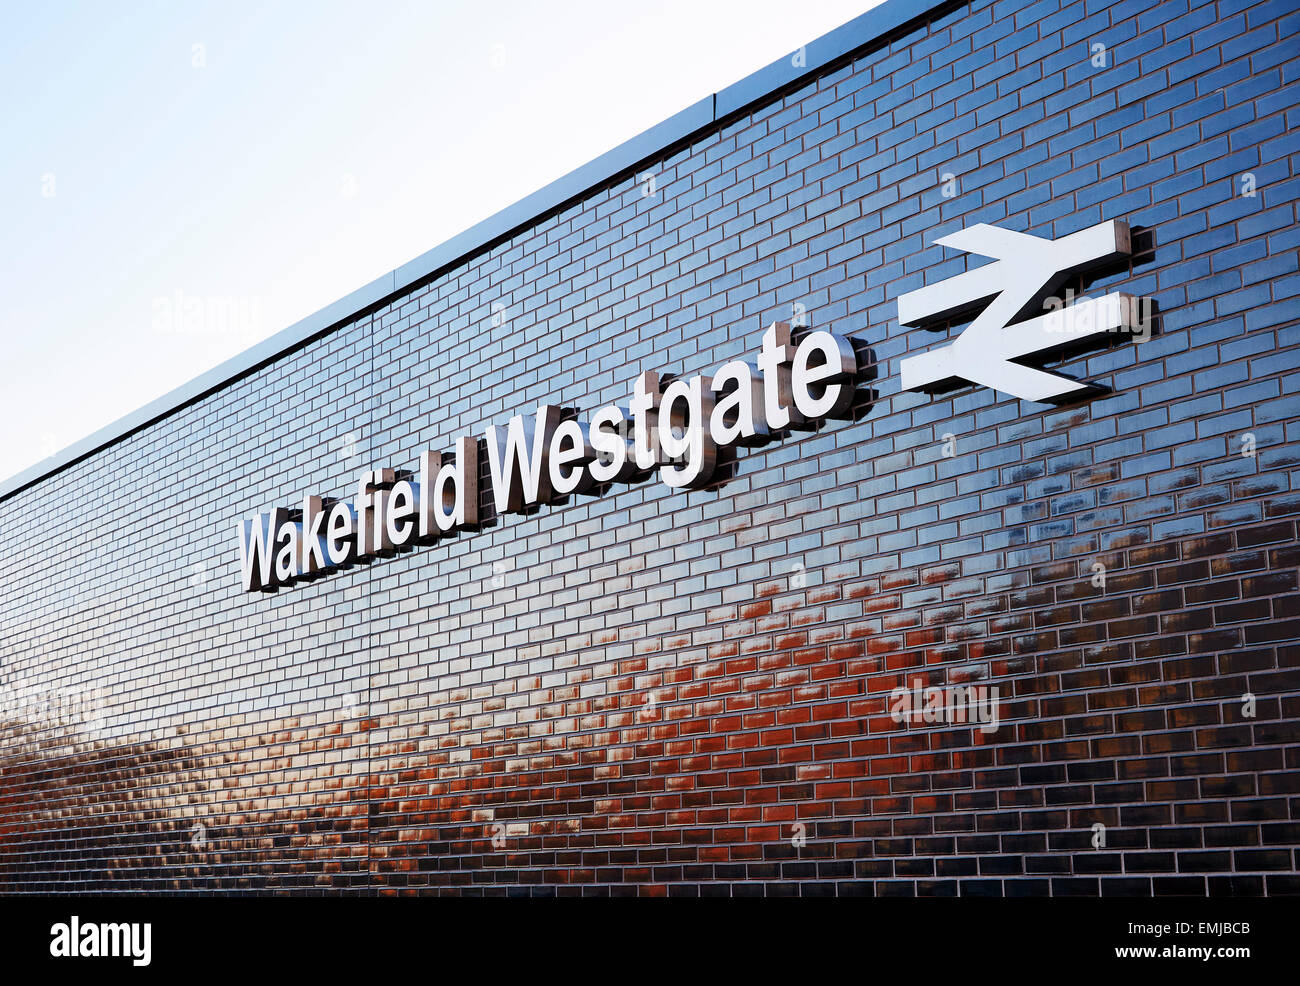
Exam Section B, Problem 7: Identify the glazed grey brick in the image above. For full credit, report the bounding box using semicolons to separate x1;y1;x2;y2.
2;0;1298;897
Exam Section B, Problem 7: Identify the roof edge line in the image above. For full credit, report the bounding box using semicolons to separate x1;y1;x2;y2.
0;0;952;503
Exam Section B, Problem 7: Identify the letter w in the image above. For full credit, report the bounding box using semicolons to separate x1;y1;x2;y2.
485;406;561;514
238;507;286;592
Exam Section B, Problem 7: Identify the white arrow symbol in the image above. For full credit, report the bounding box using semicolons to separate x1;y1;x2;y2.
899;220;1140;403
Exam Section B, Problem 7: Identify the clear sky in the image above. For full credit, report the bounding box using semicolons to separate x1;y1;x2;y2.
0;0;882;484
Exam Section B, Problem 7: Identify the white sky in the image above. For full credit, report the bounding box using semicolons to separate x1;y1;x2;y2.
0;0;884;485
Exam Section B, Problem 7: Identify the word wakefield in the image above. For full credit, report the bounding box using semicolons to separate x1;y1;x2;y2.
239;323;867;592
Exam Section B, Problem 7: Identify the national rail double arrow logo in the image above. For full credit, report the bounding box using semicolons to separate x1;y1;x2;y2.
898;219;1145;403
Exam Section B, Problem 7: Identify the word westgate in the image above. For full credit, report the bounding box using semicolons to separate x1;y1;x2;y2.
239;323;868;592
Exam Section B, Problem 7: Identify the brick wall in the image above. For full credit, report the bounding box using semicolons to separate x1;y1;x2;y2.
1;0;1297;895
